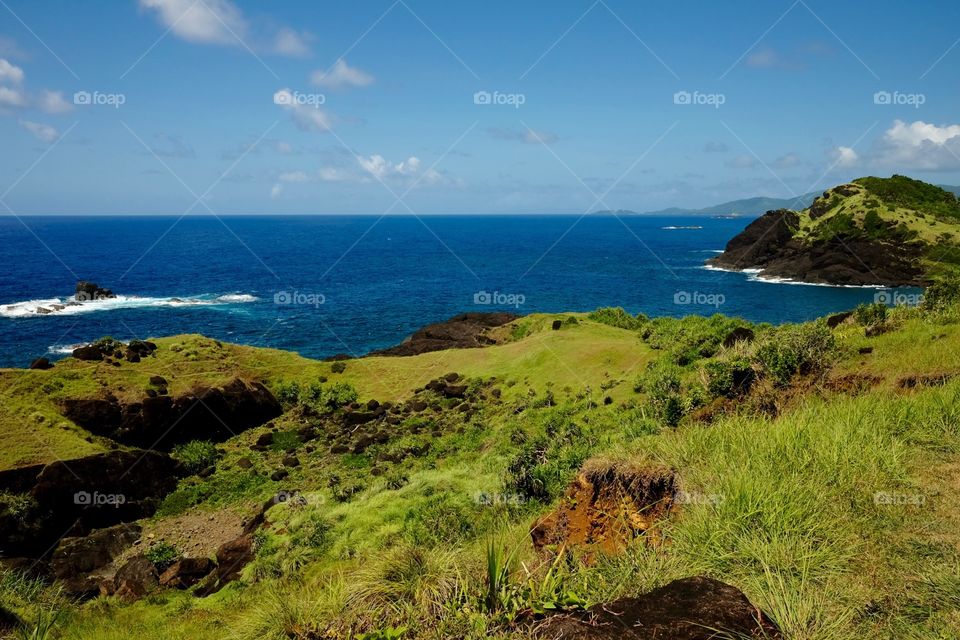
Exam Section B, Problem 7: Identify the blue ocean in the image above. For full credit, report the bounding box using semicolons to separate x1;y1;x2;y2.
0;215;896;368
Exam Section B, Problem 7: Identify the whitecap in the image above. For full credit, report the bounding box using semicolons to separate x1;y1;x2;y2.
0;293;259;318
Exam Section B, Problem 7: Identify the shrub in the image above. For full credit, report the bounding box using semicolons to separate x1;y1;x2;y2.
702;358;755;398
587;307;647;331
145;541;181;571
331;361;347;374
922;277;960;312
275;379;359;413
642;315;754;366
171;440;220;474
853;303;888;327
635;364;684;426
754;323;837;386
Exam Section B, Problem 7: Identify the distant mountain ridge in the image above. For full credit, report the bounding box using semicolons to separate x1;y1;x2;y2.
642;193;820;217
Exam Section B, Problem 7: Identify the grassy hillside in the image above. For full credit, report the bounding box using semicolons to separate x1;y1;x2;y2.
4;292;960;639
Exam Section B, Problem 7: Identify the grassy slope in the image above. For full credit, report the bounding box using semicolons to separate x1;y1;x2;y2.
0;314;651;469
4;306;960;639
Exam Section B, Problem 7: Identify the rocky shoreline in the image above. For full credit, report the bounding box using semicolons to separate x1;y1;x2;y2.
707;209;929;287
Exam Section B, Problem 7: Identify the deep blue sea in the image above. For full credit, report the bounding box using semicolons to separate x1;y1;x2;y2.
0;215;902;368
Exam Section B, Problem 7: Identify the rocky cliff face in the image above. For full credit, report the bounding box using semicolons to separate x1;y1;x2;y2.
708;176;960;287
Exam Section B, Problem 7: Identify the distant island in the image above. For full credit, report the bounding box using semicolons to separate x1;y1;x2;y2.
708;175;960;287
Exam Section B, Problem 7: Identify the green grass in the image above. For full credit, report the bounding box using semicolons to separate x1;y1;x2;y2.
5;297;960;639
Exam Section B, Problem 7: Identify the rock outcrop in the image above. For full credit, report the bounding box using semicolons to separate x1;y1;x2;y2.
535;576;782;639
50;523;142;597
531;461;676;558
75;281;115;302
60;378;282;450
370;312;518;357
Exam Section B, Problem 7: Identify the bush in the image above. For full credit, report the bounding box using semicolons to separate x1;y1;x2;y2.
642;315;754;366
145;541;180;571
754;323;837;386
702;358;754;398
331;361;347;374
922;277;960;312
171;440;220;474
853;303;888;327
505;409;596;502
587;307;647;331
635;364;684;426
274;380;359;413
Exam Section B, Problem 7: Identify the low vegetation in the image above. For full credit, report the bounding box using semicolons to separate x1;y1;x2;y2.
3;283;960;639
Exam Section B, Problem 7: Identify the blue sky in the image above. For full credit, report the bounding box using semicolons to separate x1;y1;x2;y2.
1;0;960;214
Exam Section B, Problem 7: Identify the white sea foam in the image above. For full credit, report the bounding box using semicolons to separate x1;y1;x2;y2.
701;264;886;288
0;293;259;319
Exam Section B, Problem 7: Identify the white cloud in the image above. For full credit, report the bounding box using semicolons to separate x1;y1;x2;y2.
311;59;374;89
140;0;247;45
273;88;333;131
274;28;311;57
746;48;779;69
358;154;422;179
488;127;559;145
318;167;352;182
278;170;310;183
873;120;960;171
0;85;27;108
0;58;24;84
270;184;283;198
0;38;26;59
725;155;758;169
38;90;73;114
140;0;309;56
19;119;58;143
833;146;859;167
772;152;802;169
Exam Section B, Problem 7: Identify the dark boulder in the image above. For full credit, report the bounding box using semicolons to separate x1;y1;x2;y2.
50;523;141;597
552;319;563;330
196;534;255;596
102;555;158;601
535;576;782;639
149;375;167;386
72;345;104;361
159;557;214;589
75;281;115;302
826;311;853;328
722;327;755;348
29;357;53;370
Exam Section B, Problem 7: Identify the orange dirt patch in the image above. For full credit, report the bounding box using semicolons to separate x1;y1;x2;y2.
530;461;675;559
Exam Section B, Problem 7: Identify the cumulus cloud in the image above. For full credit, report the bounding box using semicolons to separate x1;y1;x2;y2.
725;155;758;169
270;184;283;198
872;119;960;171
488;127;559;145
276;154;456;189
833;146;859;167
772;152;803;169
274;28;311;57
273;88;333;131
38;90;73;114
0;85;27;108
311;59;374;89
139;0;247;45
0;58;24;84
140;0;310;56
19;119;58;142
